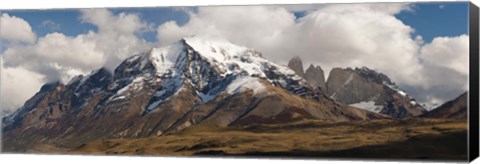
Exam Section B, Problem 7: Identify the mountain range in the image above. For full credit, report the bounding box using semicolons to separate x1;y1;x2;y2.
287;58;428;118
1;36;467;151
287;57;468;120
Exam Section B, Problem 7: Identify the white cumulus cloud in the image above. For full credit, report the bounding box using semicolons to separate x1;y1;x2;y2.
1;62;45;111
157;5;296;49
2;32;106;83
420;35;469;76
1;9;152;113
40;20;61;31
155;3;468;108
410;35;469;107
0;13;37;44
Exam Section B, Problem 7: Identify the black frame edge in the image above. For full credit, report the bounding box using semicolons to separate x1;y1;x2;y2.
469;1;480;162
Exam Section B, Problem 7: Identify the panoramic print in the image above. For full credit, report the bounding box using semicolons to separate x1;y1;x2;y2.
0;2;470;161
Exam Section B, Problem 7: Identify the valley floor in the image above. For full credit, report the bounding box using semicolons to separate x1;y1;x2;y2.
8;118;468;161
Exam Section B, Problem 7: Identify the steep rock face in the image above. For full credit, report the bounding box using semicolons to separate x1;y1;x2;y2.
287;57;326;91
287;56;304;77
3;82;69;131
326;67;426;118
422;92;467;119
166;79;388;134
2;37;388;151
304;64;326;91
0;111;9;119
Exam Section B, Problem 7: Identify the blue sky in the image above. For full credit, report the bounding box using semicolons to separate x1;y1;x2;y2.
395;2;468;43
3;9;96;37
2;2;469;44
109;7;190;42
2;7;190;42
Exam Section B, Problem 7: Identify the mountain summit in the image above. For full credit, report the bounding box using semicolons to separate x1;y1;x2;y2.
2;37;387;150
285;56;426;118
287;57;327;91
422;92;467;119
287;56;305;77
326;67;427;118
304;64;327;91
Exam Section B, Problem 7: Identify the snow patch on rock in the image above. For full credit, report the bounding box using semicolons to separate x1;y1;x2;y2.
349;101;383;113
226;76;267;95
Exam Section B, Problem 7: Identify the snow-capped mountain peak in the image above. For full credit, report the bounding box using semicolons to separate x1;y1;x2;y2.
182;36;295;78
2;38;392;146
66;36;312;114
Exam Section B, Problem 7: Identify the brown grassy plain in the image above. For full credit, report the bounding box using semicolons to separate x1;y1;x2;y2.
67;118;467;161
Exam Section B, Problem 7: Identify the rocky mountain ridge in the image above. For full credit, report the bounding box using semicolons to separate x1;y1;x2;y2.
422;92;467;119
287;57;427;118
2;37;388;150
